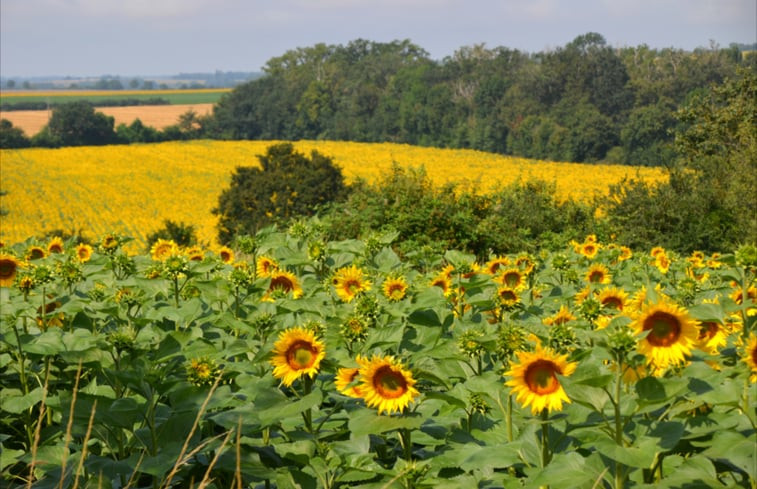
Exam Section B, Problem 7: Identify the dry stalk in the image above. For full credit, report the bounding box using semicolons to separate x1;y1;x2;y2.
72;399;98;489
26;361;51;489
58;361;84;489
196;428;234;489
235;416;243;489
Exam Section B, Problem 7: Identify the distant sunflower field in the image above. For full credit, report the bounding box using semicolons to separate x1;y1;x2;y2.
0;140;665;251
0;228;755;488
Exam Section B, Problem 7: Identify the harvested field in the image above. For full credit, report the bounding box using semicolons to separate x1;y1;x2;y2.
0;103;215;136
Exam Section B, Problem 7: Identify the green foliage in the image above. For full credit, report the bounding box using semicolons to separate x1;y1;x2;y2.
115;118;163;143
213;143;347;244
145;219;198;250
0;119;30;149
602;69;757;251
43;101;118;147
324;163;597;259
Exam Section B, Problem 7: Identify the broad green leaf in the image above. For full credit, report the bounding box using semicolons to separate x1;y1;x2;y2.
257;390;323;427
347;409;424;436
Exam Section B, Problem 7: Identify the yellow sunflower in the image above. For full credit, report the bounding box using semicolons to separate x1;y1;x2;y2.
697;321;729;355
497;267;526;290
543;305;576;326
75;243;93;263
618;246;633;261
515;254;535;274
598;287;628;313
579;242;599;259
264;270;303;301
650;246;666;258
184;245;205;261
382;276;408;301
743;334;757;383
270;327;326;387
585;263;611;284
256;255;279;277
47;236;65;254
497;286;520;307
632;300;699;373
331;265;371;302
151;239;179;261
335;355;369;398
0;254;22;287
484;256;511;275
218;246;235;264
654;253;671;274
505;344;577;415
26;245;47;261
430;272;453;297
730;285;757;317
358;355;420;415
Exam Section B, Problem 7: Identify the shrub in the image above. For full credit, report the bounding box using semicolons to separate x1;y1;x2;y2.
145;220;198;251
213;143;347;244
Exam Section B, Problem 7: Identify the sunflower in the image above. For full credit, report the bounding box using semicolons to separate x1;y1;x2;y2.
382;276;408;301
256;255;279;277
585;263;611;284
47;236;65;254
579;242;599;259
650;246;666;258
332;265;372;302
497;267;526;290
515;254;535;274
654;253;671;274
26;245;47;261
543;305;576;326
270;327;326;387
99;233;120;252
335;355;369;398
618;246;633;261
151;239;179;261
743;334;757;383
632;300;699;373
264;270;303;301
598;287;628;313
505;344;577;415
430;272;453;296
184;245;205;261
697;321;729;355
584;234;598;243
484;256;510;275
218;246;235;264
730;285;757;317
497;286;521;308
358;355;420;415
0;254;22;287
75;243;93;263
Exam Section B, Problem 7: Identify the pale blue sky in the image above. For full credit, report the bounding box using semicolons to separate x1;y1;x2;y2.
1;0;755;77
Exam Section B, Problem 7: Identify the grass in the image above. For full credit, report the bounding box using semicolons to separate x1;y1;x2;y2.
0;89;229;106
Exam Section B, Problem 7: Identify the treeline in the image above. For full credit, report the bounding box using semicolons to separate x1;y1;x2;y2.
208;33;755;166
0;98;170;111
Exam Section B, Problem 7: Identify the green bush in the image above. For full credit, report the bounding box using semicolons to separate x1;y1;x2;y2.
145;219;198;250
213;143;347;244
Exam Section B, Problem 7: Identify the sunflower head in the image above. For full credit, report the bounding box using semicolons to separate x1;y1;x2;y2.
632;300;699;373
497;286;521;309
585;263;611;284
256;255;279;277
75;243;93;262
150;239;178;261
187;357;221;387
484;256;511;275
382;276;408;301
0;254;23;287
744;334;757;383
332;265;371;302
217;246;234;264
505;344;577;415
579;242;599;259
184;245;205;261
430;273;453;297
265;270;303;300
26;245;47;261
498;268;526;290
697;321;728;355
543;305;576;327
359;355;420;415
47;236;65;254
271;327;326;387
598;287;628;313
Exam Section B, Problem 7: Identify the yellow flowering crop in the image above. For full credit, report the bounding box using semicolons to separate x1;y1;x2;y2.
0;140;665;251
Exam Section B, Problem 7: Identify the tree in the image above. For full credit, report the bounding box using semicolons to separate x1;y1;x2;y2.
46;101;118;146
213;143;347;243
0;119;31;149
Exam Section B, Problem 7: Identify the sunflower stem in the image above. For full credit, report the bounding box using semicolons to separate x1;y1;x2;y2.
506;394;513;442
400;428;413;461
614;358;626;489
540;408;551;468
302;375;314;434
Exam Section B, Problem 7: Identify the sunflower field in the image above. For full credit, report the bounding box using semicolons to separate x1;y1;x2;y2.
0;140;666;252
0;226;755;488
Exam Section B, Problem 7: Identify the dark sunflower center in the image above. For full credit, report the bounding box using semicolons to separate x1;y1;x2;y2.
30;248;45;259
699;322;719;340
0;259;16;278
500;290;517;302
583;245;596;255
524;359;561;395
270;276;294;292
588;271;604;283
751;346;757;366
49;245;63;253
643;311;681;347
286;340;317;370
602;296;623;310
504;272;521;287
344;279;361;294
373;366;408;399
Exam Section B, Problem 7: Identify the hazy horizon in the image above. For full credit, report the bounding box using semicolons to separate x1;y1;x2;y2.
2;0;755;79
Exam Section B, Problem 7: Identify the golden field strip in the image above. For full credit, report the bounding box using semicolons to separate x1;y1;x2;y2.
0;140;666;251
0;88;230;98
1;103;215;136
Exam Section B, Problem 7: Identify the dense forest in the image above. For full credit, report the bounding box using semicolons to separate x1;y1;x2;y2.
208;33;756;166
